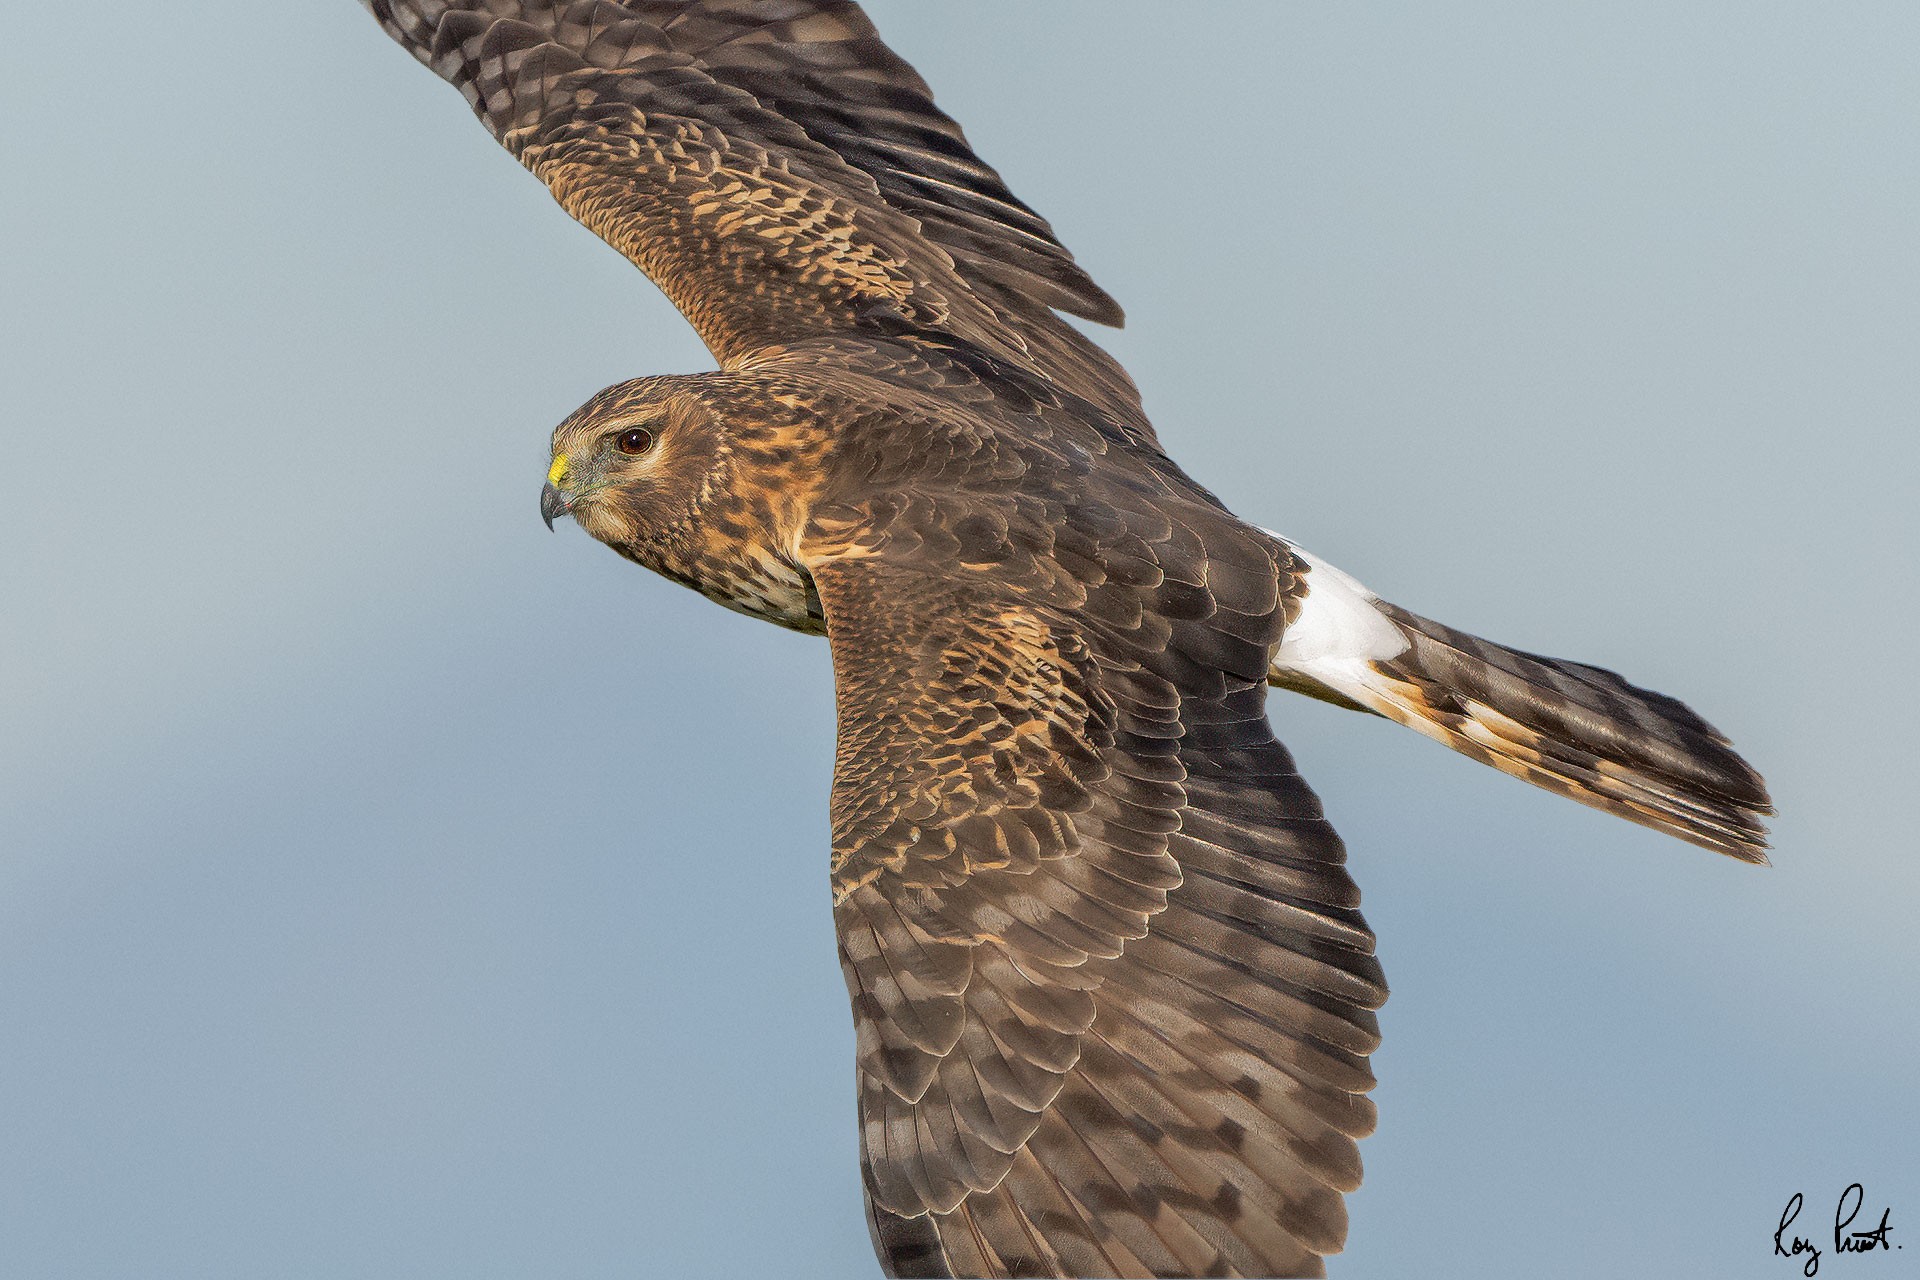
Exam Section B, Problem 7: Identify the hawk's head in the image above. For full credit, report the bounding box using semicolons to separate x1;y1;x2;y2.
539;376;722;550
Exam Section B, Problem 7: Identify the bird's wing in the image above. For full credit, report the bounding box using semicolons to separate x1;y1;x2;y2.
809;492;1386;1278
359;0;1150;438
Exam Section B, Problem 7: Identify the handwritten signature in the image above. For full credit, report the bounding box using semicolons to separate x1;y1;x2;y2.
1775;1184;1898;1276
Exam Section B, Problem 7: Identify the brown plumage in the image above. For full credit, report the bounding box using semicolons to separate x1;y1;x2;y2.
359;4;1772;1276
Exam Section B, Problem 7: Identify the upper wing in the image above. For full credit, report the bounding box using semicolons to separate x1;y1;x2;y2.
360;0;1150;436
810;493;1386;1277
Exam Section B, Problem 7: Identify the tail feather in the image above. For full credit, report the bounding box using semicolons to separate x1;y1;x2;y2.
1266;540;1772;862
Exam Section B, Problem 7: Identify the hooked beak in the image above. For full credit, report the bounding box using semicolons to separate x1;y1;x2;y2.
539;481;571;531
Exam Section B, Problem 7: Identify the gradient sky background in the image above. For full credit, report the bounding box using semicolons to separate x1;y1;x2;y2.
4;4;1915;1277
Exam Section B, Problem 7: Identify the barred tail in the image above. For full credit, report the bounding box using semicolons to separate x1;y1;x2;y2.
1266;541;1772;862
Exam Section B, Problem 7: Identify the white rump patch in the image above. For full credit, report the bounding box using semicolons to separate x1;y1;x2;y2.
1262;530;1409;698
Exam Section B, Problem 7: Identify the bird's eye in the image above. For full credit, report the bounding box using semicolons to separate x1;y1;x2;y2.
615;427;655;456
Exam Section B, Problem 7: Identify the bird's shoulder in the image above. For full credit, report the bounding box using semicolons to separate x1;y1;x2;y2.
747;338;1286;678
738;334;1190;512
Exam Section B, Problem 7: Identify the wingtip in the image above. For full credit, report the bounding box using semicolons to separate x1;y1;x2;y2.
1077;288;1126;329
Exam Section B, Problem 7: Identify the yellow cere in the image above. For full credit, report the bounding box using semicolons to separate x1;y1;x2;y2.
547;454;570;488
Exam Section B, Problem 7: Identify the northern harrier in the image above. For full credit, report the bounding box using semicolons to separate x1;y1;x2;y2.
358;4;1770;1276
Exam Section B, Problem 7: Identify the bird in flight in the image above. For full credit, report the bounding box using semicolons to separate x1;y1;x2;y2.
358;3;1771;1275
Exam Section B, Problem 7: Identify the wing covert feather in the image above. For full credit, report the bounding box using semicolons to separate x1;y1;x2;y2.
359;0;1151;435
812;517;1385;1277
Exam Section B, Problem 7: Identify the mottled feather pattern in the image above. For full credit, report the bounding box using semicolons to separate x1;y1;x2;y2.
359;3;1771;1276
360;0;1146;435
800;346;1383;1273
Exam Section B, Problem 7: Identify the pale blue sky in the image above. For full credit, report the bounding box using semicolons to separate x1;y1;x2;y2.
3;4;1915;1277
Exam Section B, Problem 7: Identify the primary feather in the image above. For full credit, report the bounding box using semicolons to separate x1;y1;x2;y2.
359;4;1771;1275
